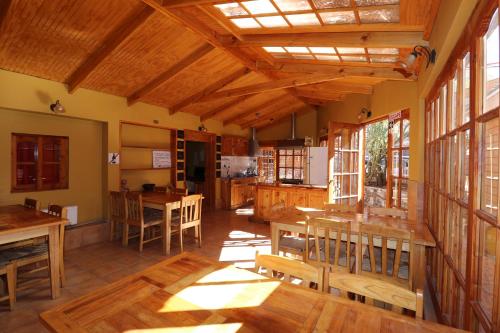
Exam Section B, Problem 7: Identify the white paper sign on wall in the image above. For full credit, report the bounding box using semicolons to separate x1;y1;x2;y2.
108;153;120;165
153;150;171;168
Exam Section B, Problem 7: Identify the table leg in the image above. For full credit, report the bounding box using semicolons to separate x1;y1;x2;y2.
164;205;172;256
48;225;60;299
271;223;279;255
414;245;426;290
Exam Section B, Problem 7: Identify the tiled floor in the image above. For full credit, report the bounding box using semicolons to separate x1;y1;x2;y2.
0;209;437;332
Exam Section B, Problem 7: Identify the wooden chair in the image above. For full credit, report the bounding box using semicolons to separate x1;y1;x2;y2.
173;194;203;252
305;217;355;291
272;201;308;260
2;204;67;294
109;191;126;241
24;198;40;210
123;192;163;252
367;207;407;219
0;262;15;310
254;251;324;290
328;272;423;319
357;223;415;289
324;203;357;214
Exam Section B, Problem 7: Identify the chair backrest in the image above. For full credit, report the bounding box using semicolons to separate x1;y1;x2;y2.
254;252;323;290
180;194;202;225
124;191;144;226
367;207;407;219
324;203;356;214
357;223;415;289
306;217;352;272
24;198;40;210
109;191;126;219
47;204;67;218
329;273;423;319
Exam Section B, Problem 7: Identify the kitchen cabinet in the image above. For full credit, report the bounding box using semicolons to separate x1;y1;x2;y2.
221;177;258;209
221;135;248;156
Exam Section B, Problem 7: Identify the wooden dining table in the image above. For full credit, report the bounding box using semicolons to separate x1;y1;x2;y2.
0;205;67;299
40;252;466;332
270;207;436;290
141;192;183;255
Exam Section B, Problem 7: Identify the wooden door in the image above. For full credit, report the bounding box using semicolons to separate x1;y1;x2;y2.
327;122;365;212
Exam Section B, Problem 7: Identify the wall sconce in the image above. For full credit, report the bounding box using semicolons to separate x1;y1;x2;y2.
49;100;65;113
406;45;437;68
357;107;372;122
198;123;207;132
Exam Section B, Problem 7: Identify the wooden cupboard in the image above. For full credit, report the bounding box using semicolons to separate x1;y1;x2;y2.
221;135;249;156
254;183;327;220
221;177;258;209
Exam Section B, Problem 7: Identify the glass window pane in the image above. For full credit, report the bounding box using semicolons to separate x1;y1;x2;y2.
17;141;37;163
483;9;499;113
274;0;311;11
341;55;367;62
392;178;399;206
480;119;499;215
286;168;293;179
451;73;457;130
440;86;447;135
279;168;285;179
355;0;399;5
476;220;497;322
257;16;289;27
43;141;60;163
286;155;293;167
392;120;400;148
435;97;440;139
402;119;410;147
241;0;277;14
286;13;320;26
42;164;59;184
215;3;248;16
402;149;409;178
312;0;350;9
400;179;408;208
230;18;260;28
319;11;356;25
460;130;470;201
459;207;468;278
358;8;399;23
463;53;471;124
392;150;399;177
293;169;301;179
16;164;36;185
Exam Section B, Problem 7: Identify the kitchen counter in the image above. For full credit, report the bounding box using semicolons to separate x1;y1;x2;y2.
254;182;327;221
221;177;260;210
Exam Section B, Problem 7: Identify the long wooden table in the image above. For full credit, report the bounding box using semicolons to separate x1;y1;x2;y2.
141;192;183;255
40;252;465;332
0;205;67;299
270;207;436;289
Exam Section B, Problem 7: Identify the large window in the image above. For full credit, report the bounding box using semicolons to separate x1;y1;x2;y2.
12;133;69;192
277;148;304;182
388;110;410;209
425;4;499;332
258;148;275;183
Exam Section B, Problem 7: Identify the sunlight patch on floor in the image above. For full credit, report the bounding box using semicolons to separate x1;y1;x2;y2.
235;208;254;216
219;230;271;268
125;322;242;333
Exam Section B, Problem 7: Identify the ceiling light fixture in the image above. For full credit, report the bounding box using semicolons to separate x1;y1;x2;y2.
49;100;65;113
406;45;436;68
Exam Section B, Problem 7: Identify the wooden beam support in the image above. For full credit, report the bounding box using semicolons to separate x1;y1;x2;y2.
66;6;154;93
223;96;288;126
241;104;304;129
199;96;251;121
199;73;345;102
256;61;416;80
169;67;250;114
298;81;374;94
294;89;346;101
224;31;428;48
234;24;425;35
0;0;12;31
127;43;214;106
162;0;232;8
423;0;442;40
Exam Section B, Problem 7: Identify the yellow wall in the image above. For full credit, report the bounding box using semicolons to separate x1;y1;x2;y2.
0;108;104;223
257;108;318;144
0;69;246;222
317;94;371;125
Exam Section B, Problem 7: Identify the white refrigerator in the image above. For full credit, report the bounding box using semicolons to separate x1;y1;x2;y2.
305;147;328;186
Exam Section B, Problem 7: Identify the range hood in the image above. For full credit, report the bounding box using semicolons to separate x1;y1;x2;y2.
277;112;305;148
248;127;259;157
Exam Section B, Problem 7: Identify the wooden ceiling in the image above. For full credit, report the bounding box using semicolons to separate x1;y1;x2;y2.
0;0;440;129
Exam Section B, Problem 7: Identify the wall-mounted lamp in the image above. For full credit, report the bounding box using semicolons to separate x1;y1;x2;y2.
49;100;65;113
198;123;207;132
406;45;436;68
357;107;372;122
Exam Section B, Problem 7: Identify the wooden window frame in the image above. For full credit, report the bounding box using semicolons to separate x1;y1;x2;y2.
258;147;276;183
277;147;305;181
11;133;69;193
424;1;499;331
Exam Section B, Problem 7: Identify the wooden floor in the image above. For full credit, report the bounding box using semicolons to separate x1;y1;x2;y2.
0;208;437;332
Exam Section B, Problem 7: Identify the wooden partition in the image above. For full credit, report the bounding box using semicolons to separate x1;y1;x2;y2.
424;1;499;331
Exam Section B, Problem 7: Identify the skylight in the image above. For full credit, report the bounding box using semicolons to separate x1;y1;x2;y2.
261;46;401;64
214;0;400;29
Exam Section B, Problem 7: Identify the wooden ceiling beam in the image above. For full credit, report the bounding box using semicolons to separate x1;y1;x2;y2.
199;73;345;102
199;96;251;121
0;0;12;31
66;6;154;94
223;31;428;48
241;104;304;129
223;96;289;126
423;0;442;40
256;61;416;80
169;67;250;114
298;81;374;94
294;89;345;102
162;0;232;8
235;24;425;35
127;43;214;106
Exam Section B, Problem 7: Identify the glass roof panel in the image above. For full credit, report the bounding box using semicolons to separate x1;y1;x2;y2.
355;0;399;6
358;8;400;23
293;54;315;59
319;11;356;25
257;16;289;27
312;0;351;9
263;46;287;53
214;3;248;17
370;56;399;63
241;0;278;14
274;0;312;11
272;53;292;59
309;47;336;54
336;47;365;54
342;55;368;62
230;18;261;28
285;46;310;53
315;54;340;61
286;13;321;26
367;48;399;54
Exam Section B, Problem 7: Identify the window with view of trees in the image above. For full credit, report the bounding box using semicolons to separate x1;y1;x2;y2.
277;148;304;182
11;133;69;192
